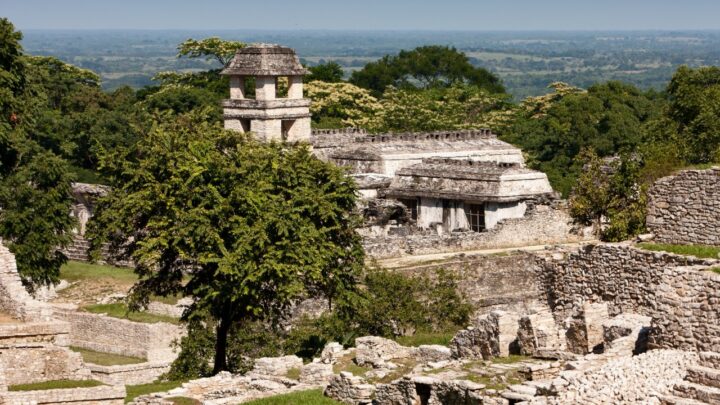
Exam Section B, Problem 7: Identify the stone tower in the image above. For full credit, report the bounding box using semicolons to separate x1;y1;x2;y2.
221;44;311;142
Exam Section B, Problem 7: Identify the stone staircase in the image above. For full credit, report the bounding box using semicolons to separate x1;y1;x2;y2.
663;352;720;404
62;235;92;262
62;235;133;267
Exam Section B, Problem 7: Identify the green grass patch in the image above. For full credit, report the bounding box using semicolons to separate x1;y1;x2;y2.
332;353;371;377
125;381;185;403
712;268;720;274
242;389;342;405
683;162;719;171
637;243;720;259
60;260;137;282
492;354;531;364
165;397;199;405
70;346;145;366
9;379;104;391
395;331;456;347
84;303;180;324
150;293;182;305
285;367;301;380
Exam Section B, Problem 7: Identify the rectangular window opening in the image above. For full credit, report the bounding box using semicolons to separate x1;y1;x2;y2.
398;198;418;221
281;120;295;141
465;203;485;232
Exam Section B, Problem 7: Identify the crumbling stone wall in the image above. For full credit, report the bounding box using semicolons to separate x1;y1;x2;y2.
647;167;720;246
54;309;184;362
535;243;720;352
0;242;54;322
364;204;589;259
0;321;92;386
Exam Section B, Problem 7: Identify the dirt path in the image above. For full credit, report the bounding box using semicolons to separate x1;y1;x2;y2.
376;241;596;269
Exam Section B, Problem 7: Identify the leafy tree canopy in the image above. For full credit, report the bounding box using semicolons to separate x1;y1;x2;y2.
646;66;720;163
177;37;246;67
87;109;364;373
305;80;381;129
369;84;514;133
569;150;646;241
350;45;505;97
306;61;345;83
0;18;75;290
502;81;663;196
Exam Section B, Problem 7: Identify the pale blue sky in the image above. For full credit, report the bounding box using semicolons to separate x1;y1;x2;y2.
3;0;720;31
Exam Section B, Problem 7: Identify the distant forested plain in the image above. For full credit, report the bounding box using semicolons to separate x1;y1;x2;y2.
20;29;720;100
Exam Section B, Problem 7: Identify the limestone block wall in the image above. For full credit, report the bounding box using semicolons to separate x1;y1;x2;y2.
0;344;91;386
364;204;589;258
54;309;184;362
534;244;714;320
650;266;720;352
647;167;720;246
396;252;542;313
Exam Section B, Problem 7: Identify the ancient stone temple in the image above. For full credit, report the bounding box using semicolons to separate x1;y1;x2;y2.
385;158;555;232
221;44;311;142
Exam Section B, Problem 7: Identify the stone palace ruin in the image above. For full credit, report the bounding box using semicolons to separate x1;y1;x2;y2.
1;44;719;404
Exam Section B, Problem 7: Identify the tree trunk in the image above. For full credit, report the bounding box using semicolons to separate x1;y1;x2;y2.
213;315;231;374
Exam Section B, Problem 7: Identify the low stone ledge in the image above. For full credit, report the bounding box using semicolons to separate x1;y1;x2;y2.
0;384;126;404
87;361;171;386
0;321;71;345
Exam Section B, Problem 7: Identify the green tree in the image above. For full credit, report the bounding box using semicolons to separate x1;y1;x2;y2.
569;150;646;241
177;37;246;66
647;66;720;163
569;150;612;239
350;46;505;97
370;84;515;133
87;110;364;373
0;18;76;290
305;81;381;129
502;81;662;196
307;61;344;83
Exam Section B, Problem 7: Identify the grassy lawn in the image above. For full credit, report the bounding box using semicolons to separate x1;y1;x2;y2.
9;379;104;391
125;381;185;403
395;331;456;347
637;243;720;259
84;303;180;324
243;389;342;405
60;260;137;282
70;346;146;366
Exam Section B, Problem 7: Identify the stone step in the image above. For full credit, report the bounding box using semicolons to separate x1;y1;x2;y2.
700;352;720;370
674;381;720;403
660;394;710;405
688;365;720;389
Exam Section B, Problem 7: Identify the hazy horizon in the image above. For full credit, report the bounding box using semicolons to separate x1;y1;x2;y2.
4;0;720;31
